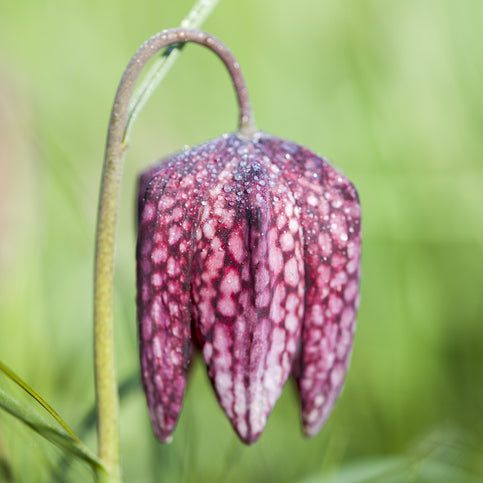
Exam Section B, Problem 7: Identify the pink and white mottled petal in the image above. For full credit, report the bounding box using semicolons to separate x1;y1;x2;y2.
137;138;231;442
137;173;195;442
192;153;304;444
295;176;360;434
258;135;361;436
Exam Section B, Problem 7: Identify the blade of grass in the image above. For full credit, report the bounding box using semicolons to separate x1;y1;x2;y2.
48;373;141;480
0;386;104;471
0;360;78;442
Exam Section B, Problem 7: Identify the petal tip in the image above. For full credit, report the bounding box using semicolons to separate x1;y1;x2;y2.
157;432;174;444
232;421;264;445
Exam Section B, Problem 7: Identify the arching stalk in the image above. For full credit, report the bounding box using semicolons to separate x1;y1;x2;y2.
94;28;255;482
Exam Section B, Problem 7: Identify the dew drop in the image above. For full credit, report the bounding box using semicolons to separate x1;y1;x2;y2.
332;199;342;208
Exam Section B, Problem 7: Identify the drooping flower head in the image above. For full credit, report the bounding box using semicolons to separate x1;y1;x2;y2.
130;28;361;445
137;132;361;444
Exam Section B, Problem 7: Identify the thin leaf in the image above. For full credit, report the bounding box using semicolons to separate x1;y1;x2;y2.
0;386;105;471
0;360;78;441
48;372;141;480
298;453;481;483
78;372;141;440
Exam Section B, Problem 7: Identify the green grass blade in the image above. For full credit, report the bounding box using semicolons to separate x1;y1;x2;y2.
47;373;141;480
298;452;481;483
0;360;79;442
0;386;105;471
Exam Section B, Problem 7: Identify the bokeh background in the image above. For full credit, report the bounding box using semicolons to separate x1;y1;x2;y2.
1;0;482;481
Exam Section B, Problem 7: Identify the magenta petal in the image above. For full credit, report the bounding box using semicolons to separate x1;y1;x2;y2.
259;138;362;436
137;165;198;442
190;140;304;444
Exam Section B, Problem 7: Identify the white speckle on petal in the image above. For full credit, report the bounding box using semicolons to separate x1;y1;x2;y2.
284;258;299;287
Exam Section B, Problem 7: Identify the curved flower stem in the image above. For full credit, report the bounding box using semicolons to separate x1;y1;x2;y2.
94;28;255;482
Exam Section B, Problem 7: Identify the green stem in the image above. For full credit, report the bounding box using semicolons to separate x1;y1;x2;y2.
93;28;254;483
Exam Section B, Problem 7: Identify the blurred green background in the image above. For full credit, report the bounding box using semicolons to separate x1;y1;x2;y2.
1;0;482;481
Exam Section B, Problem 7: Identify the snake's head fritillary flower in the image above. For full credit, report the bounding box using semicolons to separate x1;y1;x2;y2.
136;132;361;444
